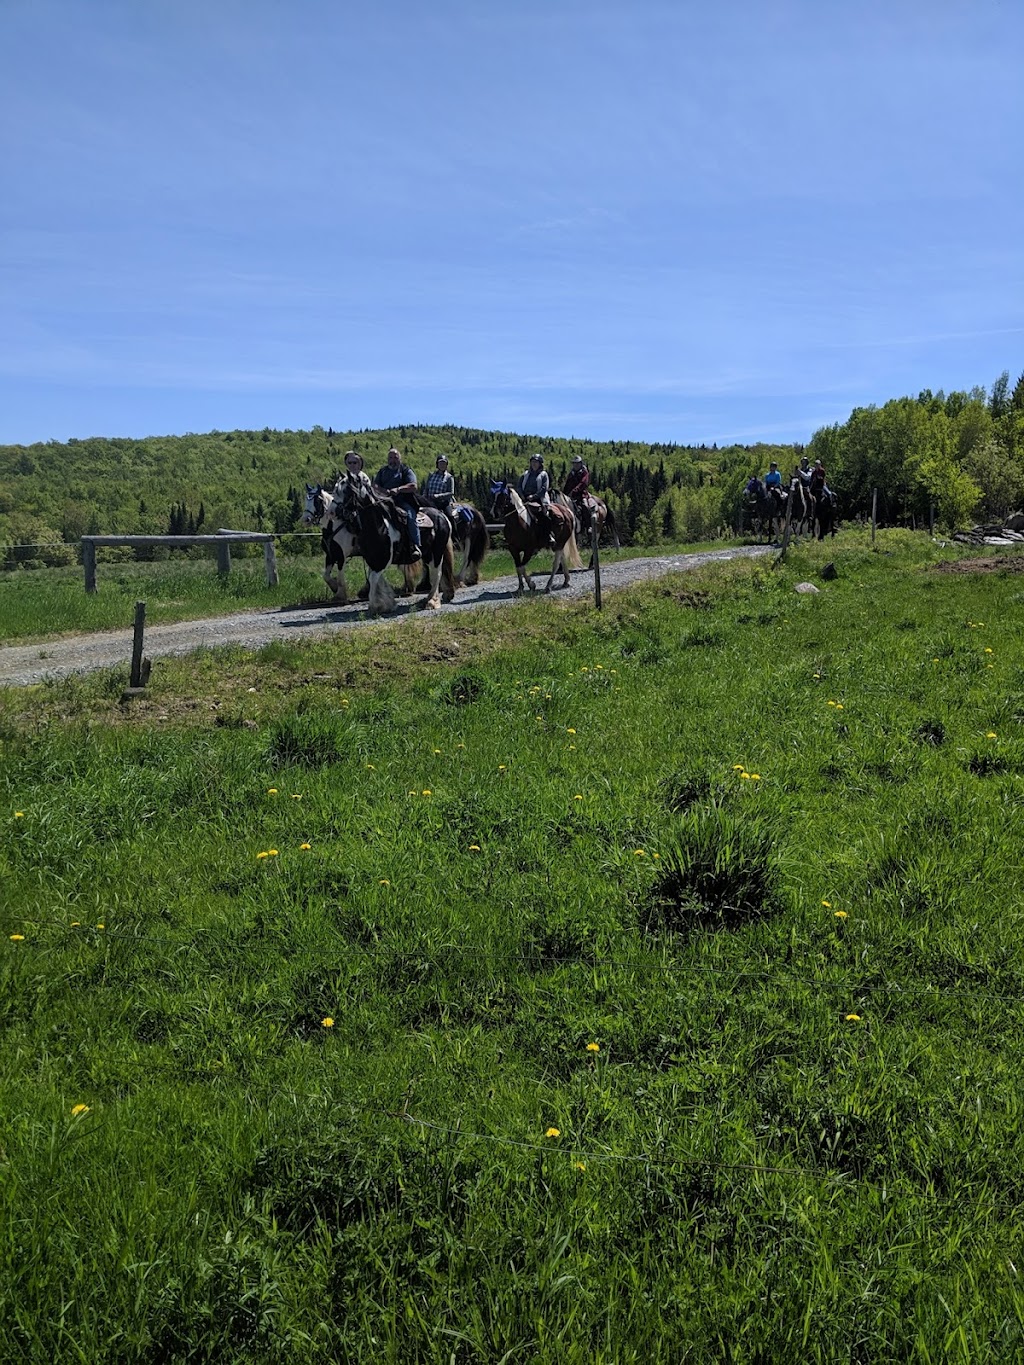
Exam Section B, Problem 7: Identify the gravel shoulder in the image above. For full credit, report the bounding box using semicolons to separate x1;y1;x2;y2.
0;546;773;687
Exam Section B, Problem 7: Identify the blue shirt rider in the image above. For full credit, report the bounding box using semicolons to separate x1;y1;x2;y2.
373;447;421;559
763;461;783;490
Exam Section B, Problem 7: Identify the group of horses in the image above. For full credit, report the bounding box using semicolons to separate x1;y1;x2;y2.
744;477;836;543
302;475;620;614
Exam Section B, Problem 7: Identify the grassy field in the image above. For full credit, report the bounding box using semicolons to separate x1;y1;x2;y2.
2;529;1023;1362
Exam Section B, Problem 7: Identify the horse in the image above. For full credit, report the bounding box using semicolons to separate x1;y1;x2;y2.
556;491;620;561
490;482;582;593
743;479;786;542
786;478;814;538
344;474;456;614
303;481;360;602
812;488;837;540
425;499;490;587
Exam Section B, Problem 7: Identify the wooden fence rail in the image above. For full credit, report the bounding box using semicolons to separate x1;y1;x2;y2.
81;533;278;593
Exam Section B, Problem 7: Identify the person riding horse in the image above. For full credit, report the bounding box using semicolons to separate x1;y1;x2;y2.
373;446;421;560
563;455;592;530
518;454;556;547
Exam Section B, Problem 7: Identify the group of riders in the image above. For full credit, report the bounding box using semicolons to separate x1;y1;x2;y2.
746;455;836;523
337;445;601;559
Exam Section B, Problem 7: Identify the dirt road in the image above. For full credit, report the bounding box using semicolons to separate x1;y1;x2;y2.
0;546;773;687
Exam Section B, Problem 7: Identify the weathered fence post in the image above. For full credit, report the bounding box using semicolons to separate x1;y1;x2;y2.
216;540;231;576
776;491;794;563
83;538;97;593
130;601;147;688
592;524;602;610
263;538;279;587
871;488;877;544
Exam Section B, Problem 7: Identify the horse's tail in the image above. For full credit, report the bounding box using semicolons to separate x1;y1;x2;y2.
465;512;490;582
562;524;584;571
605;506;621;549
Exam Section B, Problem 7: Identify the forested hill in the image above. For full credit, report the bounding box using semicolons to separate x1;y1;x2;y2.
3;368;1022;564
0;425;795;562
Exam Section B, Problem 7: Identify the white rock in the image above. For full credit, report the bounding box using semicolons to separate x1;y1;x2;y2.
794;581;820;594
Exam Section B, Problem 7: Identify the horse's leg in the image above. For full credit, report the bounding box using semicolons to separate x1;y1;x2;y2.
366;568;397;615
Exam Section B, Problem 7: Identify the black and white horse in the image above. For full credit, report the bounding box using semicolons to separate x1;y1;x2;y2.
303;481;359;602
346;475;456;614
428;500;491;587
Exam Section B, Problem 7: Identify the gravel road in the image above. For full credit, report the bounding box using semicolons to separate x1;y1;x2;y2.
0;546;773;687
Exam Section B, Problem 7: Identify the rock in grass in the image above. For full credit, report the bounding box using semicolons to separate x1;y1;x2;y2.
794;581;820;594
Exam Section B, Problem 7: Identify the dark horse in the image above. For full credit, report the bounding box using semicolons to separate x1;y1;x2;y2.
812;488;837;540
490;482;582;593
786;478;814;537
744;478;786;542
423;499;490;587
344;474;456;614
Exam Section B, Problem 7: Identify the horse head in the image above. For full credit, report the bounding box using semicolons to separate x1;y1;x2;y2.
489;480;510;518
302;483;328;526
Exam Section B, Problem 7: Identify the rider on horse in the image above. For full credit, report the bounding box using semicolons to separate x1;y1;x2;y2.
518;454;556;547
763;461;786;511
424;454;456;514
563;454;591;517
373;446;422;560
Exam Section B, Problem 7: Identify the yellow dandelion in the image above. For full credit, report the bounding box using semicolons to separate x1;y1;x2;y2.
576;1161;586;1171
408;790;417;796
567;727;577;734
9;934;24;942
827;700;836;707
498;764;507;771
300;842;312;851
985;647;993;654
379;878;390;886
70;921;80;927
834;910;848;919
469;844;481;851
568;744;577;750
594;665;603;670
14;811;24;818
845;1013;861;1022
267;850;278;857
821;899;832;907
634;849;646;857
340;697;349;705
732;764;744;770
586;1042;600;1053
321;1017;334;1028
456;743;465;749
422;789;432;796
267;788;278;795
71;1104;90;1117
933;657;940;662
652;852;660;859
574;794;583;801
96;924;105;930
366;763;375;770
433;748;442;755
740;772;751;780
986;732;997;739
291;793;302;800
580;667;589;672
836;704;844;711
750;773;761;780
610;668;617;674
545;1127;561;1139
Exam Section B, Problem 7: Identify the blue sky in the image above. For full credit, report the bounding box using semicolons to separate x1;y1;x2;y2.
2;0;1021;447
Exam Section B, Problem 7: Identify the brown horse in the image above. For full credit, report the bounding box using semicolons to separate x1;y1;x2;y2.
490;482;582;593
556;491;620;558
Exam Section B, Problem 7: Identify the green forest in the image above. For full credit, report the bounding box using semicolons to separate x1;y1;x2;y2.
2;369;1022;568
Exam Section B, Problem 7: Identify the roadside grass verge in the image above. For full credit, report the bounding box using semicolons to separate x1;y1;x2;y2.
1;531;1023;1361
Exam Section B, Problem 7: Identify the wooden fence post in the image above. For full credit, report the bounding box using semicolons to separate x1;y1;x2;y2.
216;541;231;576
263;538;279;587
130;601;146;688
592;524;602;610
776;492;794;563
871;489;877;544
83;538;97;593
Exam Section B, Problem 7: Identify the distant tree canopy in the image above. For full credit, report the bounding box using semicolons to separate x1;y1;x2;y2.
1;373;1021;561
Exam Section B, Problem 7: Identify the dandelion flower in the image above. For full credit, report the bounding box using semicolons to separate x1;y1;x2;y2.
321;1017;334;1028
70;922;80;927
652;852;660;859
456;743;465;749
567;727;577;734
422;789;432;796
9;934;24;942
985;648;993;654
834;910;848;920
14;811;24;818
379;879;391;886
498;764;507;771
845;1013;861;1022
568;744;577;750
586;1042;600;1053
267;788;278;795
366;763;375;770
71;1104;90;1117
595;665;603;670
300;842;312;851
574;794;583;801
291;793;302;800
634;849;646;857
750;773;761;780
267;850;278;858
836;704;844;711
545;1127;561;1139
433;748;442;755
740;772;751;780
576;1161;586;1171
821;899;832;907
96;924;105;930
469;844;481;851
987;732;997;739
732;764;745;770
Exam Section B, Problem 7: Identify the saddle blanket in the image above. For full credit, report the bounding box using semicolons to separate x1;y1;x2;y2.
415;511;433;529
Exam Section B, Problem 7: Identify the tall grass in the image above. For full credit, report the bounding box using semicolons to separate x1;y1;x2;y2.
1;531;1023;1360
